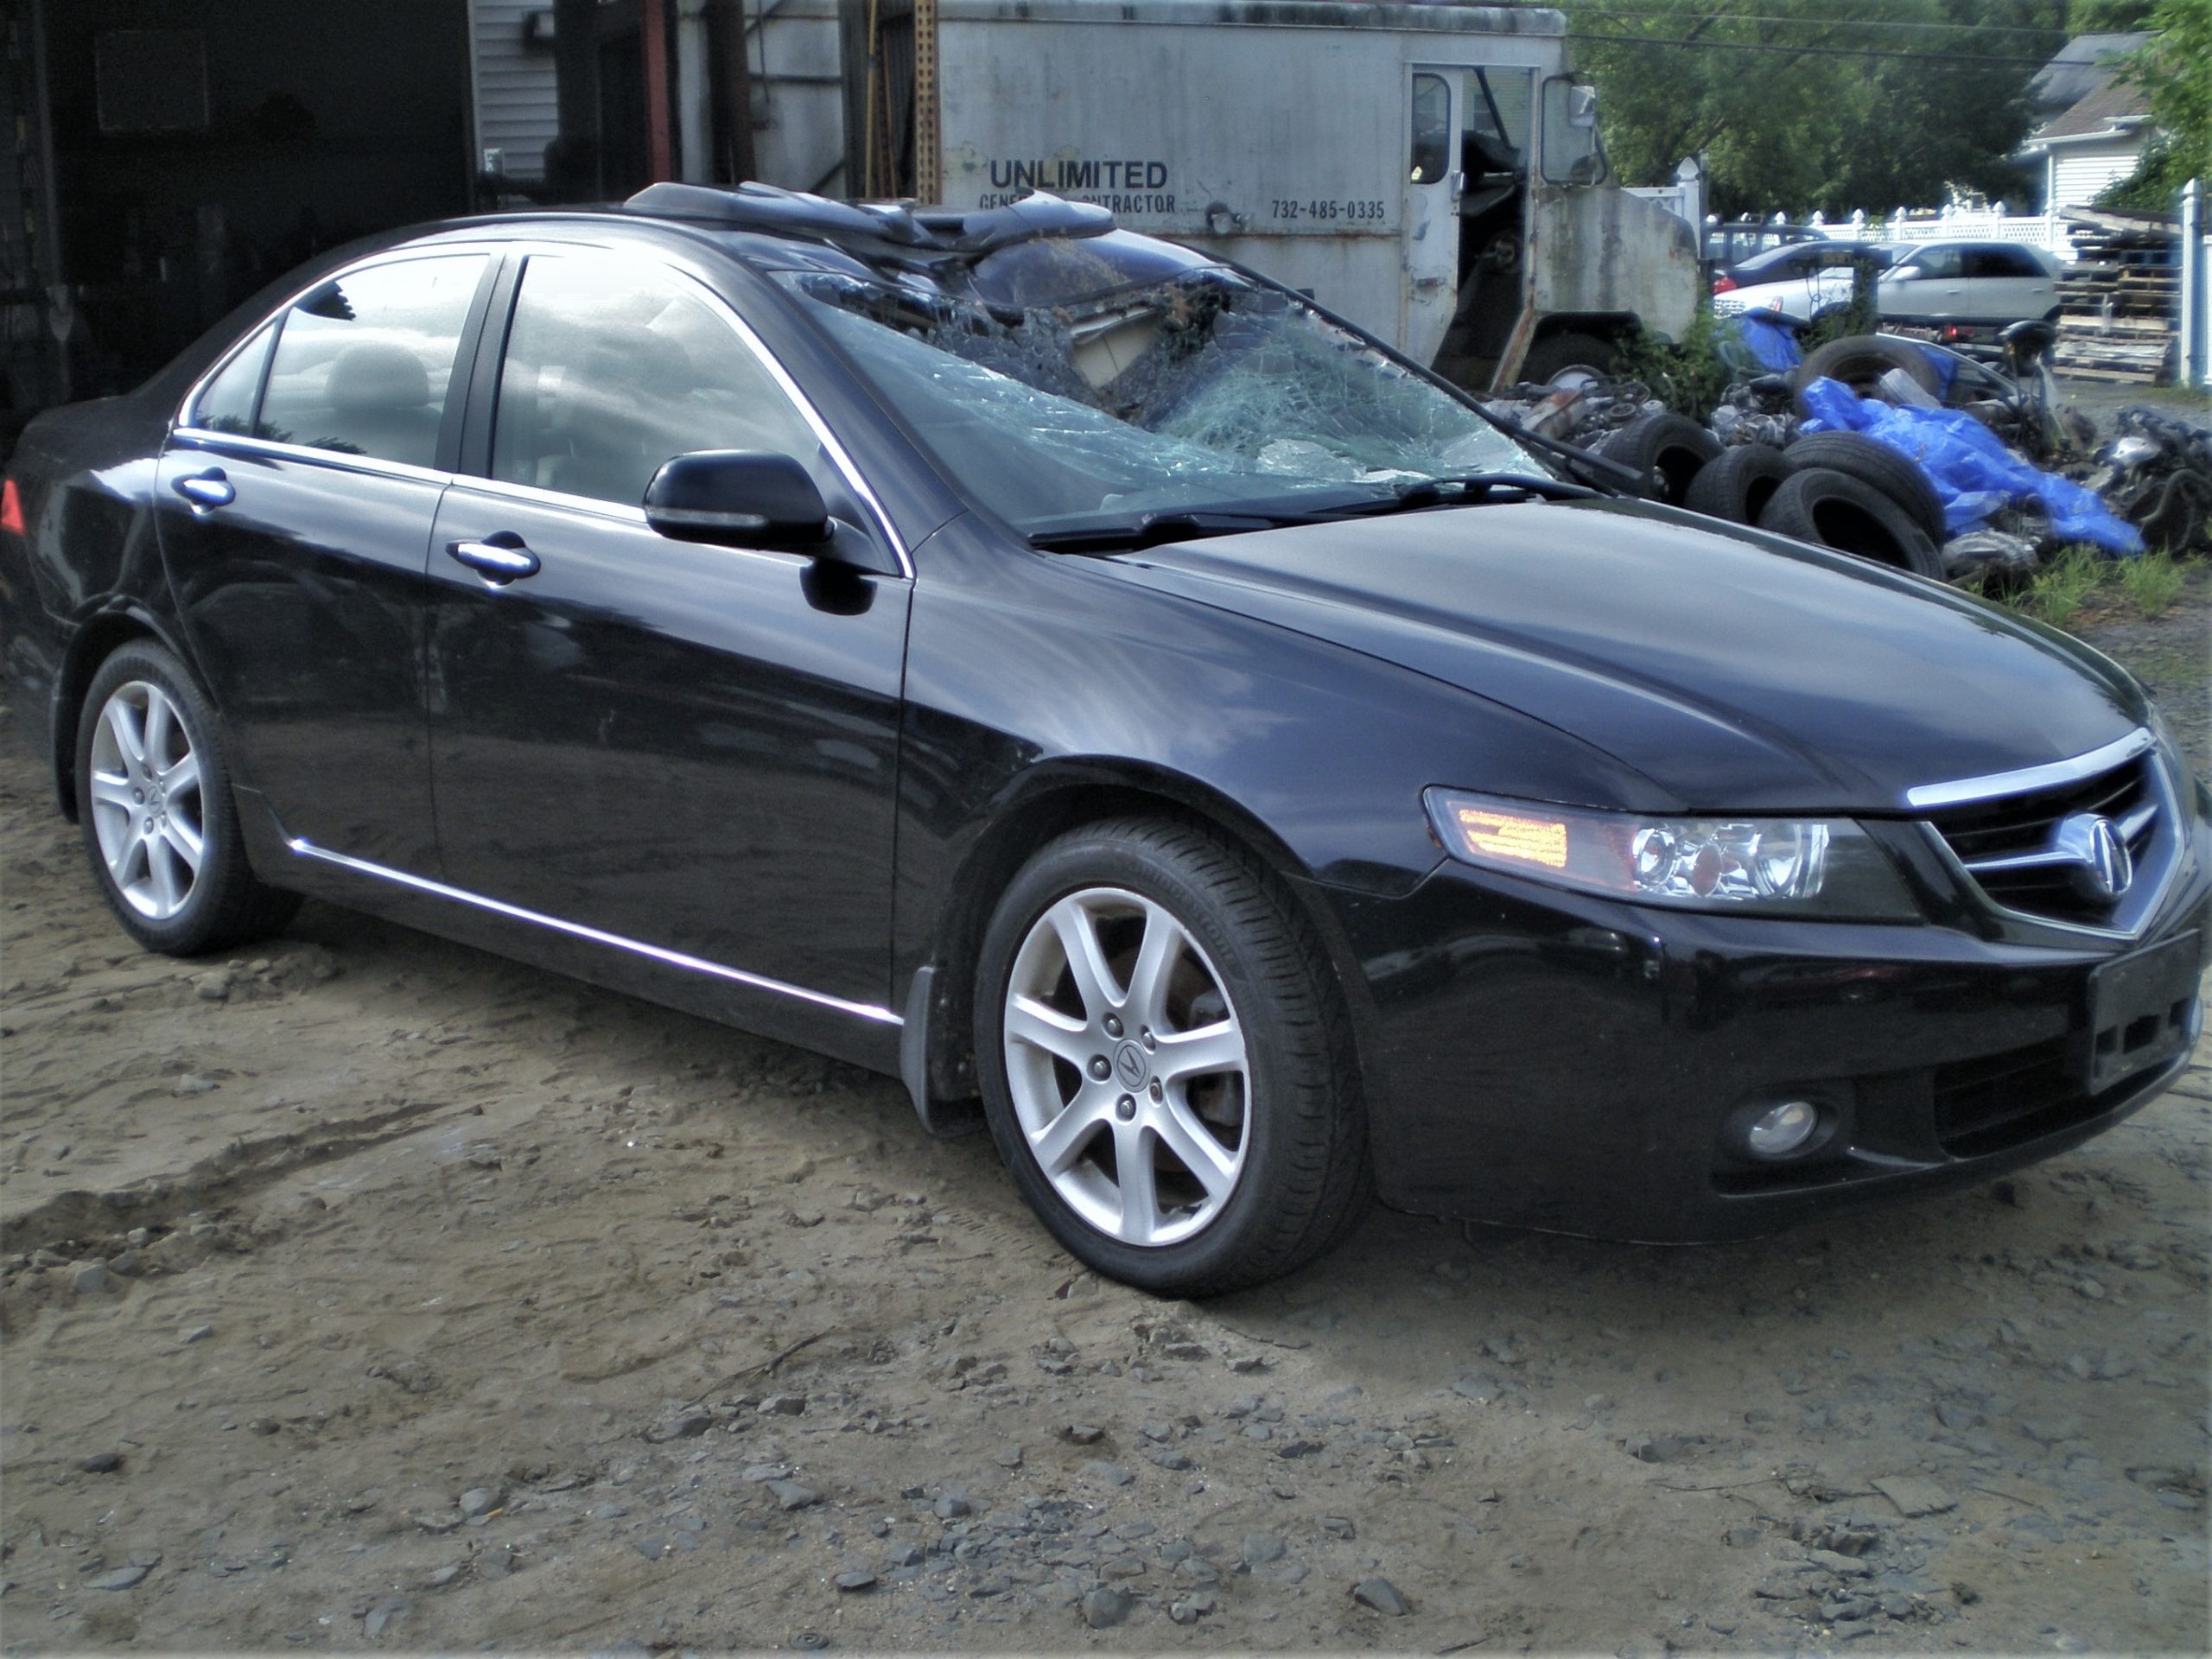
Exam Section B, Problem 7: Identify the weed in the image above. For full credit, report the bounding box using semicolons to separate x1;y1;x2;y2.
1612;307;1733;419
2116;550;2188;617
2006;546;2107;629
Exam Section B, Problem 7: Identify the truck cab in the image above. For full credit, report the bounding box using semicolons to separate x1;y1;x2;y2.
843;0;1699;392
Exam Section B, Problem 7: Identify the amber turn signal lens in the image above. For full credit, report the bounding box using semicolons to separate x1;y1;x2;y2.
1452;805;1569;871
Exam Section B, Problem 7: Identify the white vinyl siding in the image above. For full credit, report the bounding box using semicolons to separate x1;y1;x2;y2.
470;1;560;181
2050;139;2146;213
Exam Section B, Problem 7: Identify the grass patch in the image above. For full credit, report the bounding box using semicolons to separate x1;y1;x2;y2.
2000;546;2201;627
2116;550;2189;617
2006;547;2107;629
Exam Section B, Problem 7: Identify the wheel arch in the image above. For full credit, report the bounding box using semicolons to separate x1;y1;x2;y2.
899;760;1372;1133
49;603;194;822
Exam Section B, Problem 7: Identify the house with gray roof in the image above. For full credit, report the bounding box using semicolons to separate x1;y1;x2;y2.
2014;32;2155;213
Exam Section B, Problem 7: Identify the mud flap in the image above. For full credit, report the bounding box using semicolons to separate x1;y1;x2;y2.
900;963;985;1138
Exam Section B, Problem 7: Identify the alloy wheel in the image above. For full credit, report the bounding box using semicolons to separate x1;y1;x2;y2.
1001;886;1251;1247
86;681;205;920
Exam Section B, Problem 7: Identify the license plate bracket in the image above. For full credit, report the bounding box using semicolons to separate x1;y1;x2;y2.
2079;931;2202;1094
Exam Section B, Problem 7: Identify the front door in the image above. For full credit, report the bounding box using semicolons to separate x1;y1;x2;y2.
426;249;910;1011
1402;68;1461;367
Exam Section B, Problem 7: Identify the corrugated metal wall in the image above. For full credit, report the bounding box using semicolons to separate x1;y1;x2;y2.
472;0;560;181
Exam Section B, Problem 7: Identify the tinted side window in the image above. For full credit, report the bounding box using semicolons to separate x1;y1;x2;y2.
191;323;275;435
489;253;817;509
1967;245;2042;279
258;254;488;467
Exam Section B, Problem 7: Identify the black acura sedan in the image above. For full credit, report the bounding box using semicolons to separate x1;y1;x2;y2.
3;186;2205;1294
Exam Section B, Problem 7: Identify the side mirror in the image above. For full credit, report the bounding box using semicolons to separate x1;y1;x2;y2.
644;450;830;550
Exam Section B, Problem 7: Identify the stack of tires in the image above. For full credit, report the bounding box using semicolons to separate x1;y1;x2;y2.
1596;346;1948;581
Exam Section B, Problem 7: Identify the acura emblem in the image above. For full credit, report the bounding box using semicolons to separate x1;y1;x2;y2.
2055;812;2133;902
1115;1041;1148;1088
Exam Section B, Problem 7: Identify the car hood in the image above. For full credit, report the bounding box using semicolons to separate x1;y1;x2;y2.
1106;498;2145;814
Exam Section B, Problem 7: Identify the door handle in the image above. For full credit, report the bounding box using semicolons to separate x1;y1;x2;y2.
448;537;541;582
172;468;234;511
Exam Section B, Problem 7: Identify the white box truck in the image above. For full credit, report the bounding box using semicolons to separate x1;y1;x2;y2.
822;0;1699;391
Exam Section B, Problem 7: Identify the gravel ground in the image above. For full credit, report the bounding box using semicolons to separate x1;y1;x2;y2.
2053;375;2211;434
3;589;2209;1652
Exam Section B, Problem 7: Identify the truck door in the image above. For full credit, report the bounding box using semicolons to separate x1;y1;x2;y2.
1402;69;1459;367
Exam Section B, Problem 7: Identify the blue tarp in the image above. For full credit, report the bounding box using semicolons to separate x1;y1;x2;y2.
1730;312;1804;372
1913;342;1959;397
1797;377;2144;556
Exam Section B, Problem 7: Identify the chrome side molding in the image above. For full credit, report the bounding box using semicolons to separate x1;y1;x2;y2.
283;837;903;1027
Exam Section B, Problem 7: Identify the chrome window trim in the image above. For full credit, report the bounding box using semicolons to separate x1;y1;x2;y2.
499;250;913;578
286;837;903;1027
437;473;842;575
443;472;649;526
170;426;456;489
1904;728;2156;810
175;242;506;435
1914;747;2185;943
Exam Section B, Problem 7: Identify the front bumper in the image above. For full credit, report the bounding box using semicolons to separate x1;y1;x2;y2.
1330;817;2210;1243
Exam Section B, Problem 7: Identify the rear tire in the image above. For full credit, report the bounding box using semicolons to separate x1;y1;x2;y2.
1683;443;1794;524
974;817;1369;1296
1755;468;1945;580
74;641;301;957
1784;431;1948;545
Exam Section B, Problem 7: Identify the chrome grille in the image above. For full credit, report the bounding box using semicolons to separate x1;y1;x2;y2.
1922;741;2177;933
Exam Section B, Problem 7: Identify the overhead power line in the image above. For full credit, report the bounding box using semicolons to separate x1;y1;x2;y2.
1566;30;2059;66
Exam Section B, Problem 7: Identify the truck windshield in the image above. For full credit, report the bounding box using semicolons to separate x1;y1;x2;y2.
772;258;1546;539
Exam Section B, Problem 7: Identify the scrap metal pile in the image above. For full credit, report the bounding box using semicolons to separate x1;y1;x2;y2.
1487;328;2211;584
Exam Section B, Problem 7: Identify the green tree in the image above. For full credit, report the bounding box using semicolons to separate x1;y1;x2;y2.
1565;0;2070;219
2094;0;2211;213
2065;0;2157;31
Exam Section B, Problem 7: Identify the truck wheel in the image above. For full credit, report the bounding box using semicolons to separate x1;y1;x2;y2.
975;817;1369;1297
1519;332;1618;390
1755;468;1945;580
1599;412;1721;506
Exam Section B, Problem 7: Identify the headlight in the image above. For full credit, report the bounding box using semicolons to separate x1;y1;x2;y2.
1423;788;1920;919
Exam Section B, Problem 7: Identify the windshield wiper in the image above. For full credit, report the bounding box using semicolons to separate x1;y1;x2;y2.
1490;425;1651;494
1028;509;1319;553
1385;471;1599;508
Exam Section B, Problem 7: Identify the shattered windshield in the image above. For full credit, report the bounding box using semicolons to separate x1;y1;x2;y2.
772;242;1544;538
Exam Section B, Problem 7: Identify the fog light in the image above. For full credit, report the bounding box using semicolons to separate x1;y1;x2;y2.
1745;1099;1821;1159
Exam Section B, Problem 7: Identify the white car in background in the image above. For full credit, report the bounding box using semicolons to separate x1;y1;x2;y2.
1878;241;2063;344
1713;239;2062;345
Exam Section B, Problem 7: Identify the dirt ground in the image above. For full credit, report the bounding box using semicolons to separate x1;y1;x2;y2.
3;589;2208;1655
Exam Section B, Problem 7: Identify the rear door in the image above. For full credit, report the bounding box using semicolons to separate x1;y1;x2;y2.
157;249;497;874
1963;245;2056;324
424;245;911;1012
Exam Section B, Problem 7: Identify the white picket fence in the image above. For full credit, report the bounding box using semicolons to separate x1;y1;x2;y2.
1809;205;2077;261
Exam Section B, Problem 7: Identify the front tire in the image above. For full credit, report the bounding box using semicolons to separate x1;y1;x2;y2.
975;818;1369;1296
75;640;300;956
